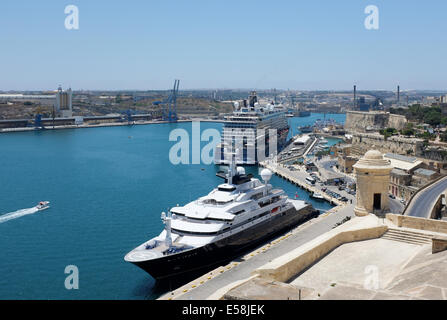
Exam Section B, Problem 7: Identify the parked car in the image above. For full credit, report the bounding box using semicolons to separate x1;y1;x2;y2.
389;194;396;199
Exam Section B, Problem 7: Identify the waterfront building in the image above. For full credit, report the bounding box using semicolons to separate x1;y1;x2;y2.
293;135;311;146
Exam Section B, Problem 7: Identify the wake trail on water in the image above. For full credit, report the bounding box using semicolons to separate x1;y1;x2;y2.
0;207;38;224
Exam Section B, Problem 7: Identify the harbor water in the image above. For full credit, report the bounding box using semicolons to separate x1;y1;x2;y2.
0;114;344;300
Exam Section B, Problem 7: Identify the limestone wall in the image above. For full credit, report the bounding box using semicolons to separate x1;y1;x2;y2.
252;218;387;283
421;149;447;162
433;237;447;254
388;114;408;130
386;214;447;234
345;111;407;133
351;133;424;157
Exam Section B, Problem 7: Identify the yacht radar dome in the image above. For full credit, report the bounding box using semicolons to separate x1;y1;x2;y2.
233;101;240;110
260;168;272;184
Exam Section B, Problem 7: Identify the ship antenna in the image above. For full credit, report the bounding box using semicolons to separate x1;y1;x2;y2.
228;148;239;185
161;211;172;248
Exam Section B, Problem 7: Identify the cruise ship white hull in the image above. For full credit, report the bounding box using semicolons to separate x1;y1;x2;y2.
127;203;317;280
215;127;289;165
214;92;290;165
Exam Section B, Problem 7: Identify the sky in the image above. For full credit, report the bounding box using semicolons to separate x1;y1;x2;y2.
1;0;447;91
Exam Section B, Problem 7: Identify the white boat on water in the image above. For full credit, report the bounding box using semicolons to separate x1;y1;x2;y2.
311;193;325;200
124;152;318;280
36;201;50;211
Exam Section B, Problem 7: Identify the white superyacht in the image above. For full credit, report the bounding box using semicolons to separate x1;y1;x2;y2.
124;153;317;280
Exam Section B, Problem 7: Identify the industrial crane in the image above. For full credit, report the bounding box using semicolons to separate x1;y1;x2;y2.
162;79;180;122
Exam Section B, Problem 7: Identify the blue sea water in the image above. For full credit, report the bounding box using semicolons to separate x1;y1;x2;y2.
0;114;344;300
287;113;345;139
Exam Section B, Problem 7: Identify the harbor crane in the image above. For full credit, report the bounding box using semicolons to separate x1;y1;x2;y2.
158;79;180;123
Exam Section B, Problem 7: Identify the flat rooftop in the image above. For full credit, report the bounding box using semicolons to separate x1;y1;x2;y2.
414;168;437;177
384;153;423;172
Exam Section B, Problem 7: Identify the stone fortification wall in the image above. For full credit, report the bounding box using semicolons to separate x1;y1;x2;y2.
345;111;407;133
388;114;407;130
421;149;447;162
351;133;424;157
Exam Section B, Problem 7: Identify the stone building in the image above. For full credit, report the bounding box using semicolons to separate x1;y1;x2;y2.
411;168;439;188
350;133;447;174
354;150;393;217
333;144;357;173
389;169;417;202
386;154;439;201
383;153;423;173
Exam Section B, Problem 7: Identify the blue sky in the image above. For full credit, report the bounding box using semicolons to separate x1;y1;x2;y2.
1;0;446;91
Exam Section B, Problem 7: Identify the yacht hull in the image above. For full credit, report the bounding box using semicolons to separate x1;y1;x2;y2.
129;205;317;280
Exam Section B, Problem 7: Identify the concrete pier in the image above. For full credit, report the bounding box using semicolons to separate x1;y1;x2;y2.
259;161;346;207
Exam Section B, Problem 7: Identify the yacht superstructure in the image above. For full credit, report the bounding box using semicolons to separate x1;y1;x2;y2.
124;153;317;280
215;91;289;165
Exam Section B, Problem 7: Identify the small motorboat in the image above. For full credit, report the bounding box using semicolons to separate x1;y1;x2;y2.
310;193;325;200
36;201;50;211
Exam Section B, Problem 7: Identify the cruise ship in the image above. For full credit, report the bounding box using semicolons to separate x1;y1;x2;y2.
124;153;317;280
215;91;289;165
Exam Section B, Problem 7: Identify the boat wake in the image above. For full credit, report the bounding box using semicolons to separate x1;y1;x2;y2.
0;207;39;224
